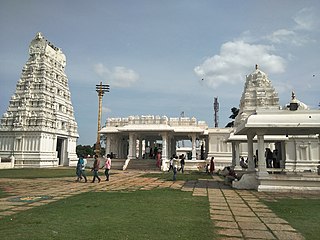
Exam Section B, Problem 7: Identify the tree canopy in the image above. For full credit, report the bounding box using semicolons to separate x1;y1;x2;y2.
225;107;239;128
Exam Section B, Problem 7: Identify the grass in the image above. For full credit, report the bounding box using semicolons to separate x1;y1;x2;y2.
264;198;320;240
0;189;216;240
0;188;10;199
0;168;97;179
140;171;213;181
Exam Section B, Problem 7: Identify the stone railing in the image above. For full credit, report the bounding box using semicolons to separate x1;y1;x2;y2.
0;157;15;169
105;115;208;128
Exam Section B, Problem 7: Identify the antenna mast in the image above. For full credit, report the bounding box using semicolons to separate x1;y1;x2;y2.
213;97;219;128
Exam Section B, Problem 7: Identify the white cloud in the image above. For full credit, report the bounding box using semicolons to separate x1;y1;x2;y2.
94;63;139;88
266;28;313;46
194;41;286;88
102;106;111;114
266;8;318;46
293;7;318;31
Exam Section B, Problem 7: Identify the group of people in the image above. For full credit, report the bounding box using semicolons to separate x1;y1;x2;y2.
265;148;280;168
167;154;186;181
205;157;215;175
76;154;112;183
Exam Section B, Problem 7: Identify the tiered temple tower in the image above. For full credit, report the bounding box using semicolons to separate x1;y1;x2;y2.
0;32;79;167
234;65;280;127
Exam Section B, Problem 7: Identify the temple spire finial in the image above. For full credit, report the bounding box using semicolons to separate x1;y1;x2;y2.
35;32;43;39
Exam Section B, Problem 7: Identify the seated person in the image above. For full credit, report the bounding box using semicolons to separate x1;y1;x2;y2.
225;166;238;184
240;157;248;169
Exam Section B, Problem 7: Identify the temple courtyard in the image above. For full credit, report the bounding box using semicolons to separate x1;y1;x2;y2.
1;169;319;239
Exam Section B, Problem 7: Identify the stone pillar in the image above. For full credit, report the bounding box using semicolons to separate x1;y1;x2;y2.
231;142;236;166
280;142;286;169
128;133;134;160
133;134;137;159
234;142;241;170
139;138;143;159
167;135;172;159
257;133;268;176
106;134;111;155
161;133;168;171
191;134;197;160
205;137;209;160
247;133;255;171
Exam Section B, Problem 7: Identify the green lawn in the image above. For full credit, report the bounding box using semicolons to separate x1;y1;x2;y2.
264;198;320;240
141;171;213;181
0;189;216;240
0;188;10;199
0;168;97;179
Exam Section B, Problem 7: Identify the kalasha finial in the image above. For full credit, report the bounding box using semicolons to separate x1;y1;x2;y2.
35;32;43;40
255;64;258;70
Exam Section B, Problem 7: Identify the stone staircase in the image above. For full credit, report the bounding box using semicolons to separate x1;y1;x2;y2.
110;159;126;170
127;159;160;171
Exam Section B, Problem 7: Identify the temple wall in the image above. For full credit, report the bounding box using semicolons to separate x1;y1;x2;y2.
285;136;320;172
0;131;78;168
207;128;233;169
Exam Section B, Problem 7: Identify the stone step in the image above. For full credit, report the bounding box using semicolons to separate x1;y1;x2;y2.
127;159;159;170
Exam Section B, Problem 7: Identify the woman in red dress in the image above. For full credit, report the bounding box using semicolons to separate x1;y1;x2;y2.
209;157;215;175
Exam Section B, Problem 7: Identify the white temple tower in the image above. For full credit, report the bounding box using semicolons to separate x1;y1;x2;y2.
234;65;280;127
0;32;79;168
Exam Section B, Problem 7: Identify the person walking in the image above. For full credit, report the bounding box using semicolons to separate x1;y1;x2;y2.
178;154;185;173
209;156;215;175
81;157;88;182
156;151;161;168
76;157;83;182
76;156;87;182
104;154;112;181
173;156;179;181
91;154;101;183
167;155;175;172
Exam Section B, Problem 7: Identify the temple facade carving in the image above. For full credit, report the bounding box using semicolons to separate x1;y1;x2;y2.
234;65;280;127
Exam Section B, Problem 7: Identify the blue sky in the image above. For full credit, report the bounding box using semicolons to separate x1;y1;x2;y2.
1;0;319;145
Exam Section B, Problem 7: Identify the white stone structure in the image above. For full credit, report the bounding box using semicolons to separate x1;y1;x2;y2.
208;65;281;170
227;66;320;191
100;115;209;171
234;109;320;191
0;33;79;168
206;65;320;177
234;64;280;127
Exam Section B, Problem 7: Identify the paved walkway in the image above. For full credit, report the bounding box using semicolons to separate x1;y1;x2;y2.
0;171;318;239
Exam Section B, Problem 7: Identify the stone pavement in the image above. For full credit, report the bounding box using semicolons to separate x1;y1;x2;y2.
0;170;317;239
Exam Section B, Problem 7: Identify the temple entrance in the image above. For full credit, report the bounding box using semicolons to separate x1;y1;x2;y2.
56;137;66;166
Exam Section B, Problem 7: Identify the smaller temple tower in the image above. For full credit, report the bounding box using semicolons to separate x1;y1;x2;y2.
234;65;280;127
0;32;79;168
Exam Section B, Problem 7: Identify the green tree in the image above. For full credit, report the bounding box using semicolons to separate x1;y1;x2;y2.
76;145;94;157
225;107;239;128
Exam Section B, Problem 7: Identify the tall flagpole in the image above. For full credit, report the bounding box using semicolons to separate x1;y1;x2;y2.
95;82;109;156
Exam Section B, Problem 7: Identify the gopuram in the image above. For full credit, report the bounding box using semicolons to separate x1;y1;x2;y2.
0;33;79;168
